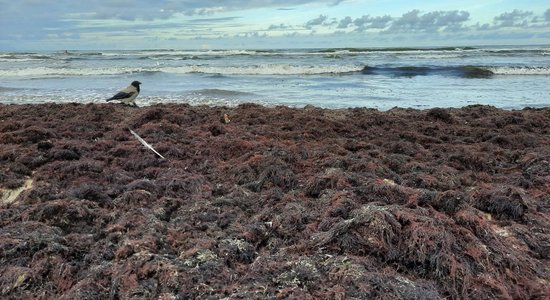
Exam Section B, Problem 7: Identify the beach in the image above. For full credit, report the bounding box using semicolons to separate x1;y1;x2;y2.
1;102;549;299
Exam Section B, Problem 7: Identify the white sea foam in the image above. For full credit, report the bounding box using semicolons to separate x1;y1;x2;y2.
0;53;55;62
0;64;362;78
161;64;361;75
0;66;152;78
1;64;548;79
489;66;550;75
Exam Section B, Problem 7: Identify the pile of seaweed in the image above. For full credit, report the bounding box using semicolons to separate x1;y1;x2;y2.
1;103;549;299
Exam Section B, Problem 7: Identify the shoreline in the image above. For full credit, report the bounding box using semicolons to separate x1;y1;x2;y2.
1;102;549;298
1;100;549;110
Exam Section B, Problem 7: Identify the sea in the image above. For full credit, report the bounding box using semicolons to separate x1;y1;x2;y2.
0;45;549;110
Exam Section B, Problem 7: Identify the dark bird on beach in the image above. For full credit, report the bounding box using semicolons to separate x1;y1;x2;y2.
106;81;141;107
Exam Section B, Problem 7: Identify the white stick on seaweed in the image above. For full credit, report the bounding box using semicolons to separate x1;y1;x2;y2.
128;128;166;159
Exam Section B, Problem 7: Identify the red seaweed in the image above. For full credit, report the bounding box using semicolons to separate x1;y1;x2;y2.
1;103;549;299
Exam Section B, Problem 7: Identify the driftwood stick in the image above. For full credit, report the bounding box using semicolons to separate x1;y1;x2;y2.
128;128;166;159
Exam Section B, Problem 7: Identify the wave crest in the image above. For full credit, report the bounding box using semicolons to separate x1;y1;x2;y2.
1;64;548;79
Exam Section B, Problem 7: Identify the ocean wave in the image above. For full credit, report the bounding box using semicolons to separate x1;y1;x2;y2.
0;66;155;78
0;64;361;78
160;64;361;75
488;66;550;75
482;48;550;55
192;88;256;97
0;53;54;61
1;63;548;79
0;50;286;62
0;86;22;92
4;46;549;63
361;65;550;78
138;54;211;61
67;49;335;59
361;65;494;78
316;47;477;53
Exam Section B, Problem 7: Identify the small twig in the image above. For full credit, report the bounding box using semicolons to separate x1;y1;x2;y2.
128;128;166;159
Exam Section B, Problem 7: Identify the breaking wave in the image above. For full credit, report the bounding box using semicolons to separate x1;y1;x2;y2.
0;64;362;78
192;89;256;97
2;46;549;62
488;66;550;75
160;64;361;75
0;67;157;78
0;63;548;79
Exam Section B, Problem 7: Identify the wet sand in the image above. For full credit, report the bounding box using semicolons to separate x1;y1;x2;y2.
1;103;549;299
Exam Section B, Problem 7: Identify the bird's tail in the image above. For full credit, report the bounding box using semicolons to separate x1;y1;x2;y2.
106;97;114;101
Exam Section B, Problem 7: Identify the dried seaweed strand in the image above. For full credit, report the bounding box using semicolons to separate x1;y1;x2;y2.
128;128;166;159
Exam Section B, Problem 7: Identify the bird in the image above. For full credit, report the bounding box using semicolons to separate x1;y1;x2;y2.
106;81;141;107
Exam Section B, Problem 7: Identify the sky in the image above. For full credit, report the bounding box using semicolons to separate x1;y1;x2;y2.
0;0;549;50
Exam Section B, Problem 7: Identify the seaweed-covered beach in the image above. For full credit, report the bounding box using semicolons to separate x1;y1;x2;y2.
1;103;549;299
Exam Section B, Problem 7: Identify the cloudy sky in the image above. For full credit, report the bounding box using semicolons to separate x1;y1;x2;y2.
1;0;549;50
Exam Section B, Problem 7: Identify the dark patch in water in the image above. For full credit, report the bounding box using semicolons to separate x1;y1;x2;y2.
361;65;494;78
